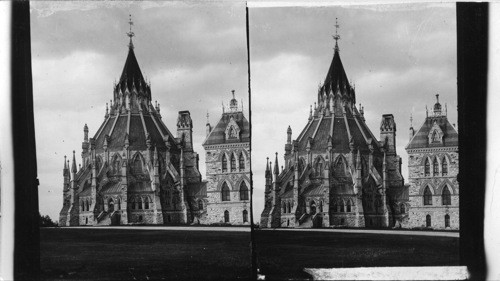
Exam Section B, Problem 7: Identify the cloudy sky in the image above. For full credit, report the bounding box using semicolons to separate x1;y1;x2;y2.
249;3;457;220
31;2;457;223
31;1;248;220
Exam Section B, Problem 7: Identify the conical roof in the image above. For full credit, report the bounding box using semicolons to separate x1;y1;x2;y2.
322;49;351;96
119;48;146;89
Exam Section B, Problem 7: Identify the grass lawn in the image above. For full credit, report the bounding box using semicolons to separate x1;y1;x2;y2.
40;228;252;280
254;229;460;280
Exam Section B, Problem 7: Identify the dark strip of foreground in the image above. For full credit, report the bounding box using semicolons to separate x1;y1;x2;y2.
41;228;251;280
254;229;459;280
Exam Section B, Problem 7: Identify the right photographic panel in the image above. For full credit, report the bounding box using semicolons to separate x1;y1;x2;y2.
249;3;459;279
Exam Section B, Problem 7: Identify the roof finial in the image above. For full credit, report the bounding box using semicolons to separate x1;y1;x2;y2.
333;18;340;52
127;14;135;49
231;89;235;99
410;113;413;127
436;93;440;104
206;111;209;124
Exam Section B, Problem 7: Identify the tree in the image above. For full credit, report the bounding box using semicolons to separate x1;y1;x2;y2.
39;213;57;227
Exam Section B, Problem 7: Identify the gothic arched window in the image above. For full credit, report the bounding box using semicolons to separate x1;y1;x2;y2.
433;158;439;176
132;155;143;174
287;202;292;213
113;156;121;175
144;197;150;210
85;199;89;211
239;152;245;171
282;202;286;213
243;210;248;223
442;157;448;176
130;198;136;210
138;196;143;210
340;200;345;212
81;200;84;212
346;199;351;212
230;154;236;172
332;200;338;213
442;186;451;205
239;182;249;201
445;214;450;228
424;158;430;177
222;154;227;172
426;214;432;227
315;159;323;177
221;182;230;201
224;210;230;223
423;186;433;205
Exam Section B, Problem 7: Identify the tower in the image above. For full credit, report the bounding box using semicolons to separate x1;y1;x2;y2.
260;19;406;229
58;15;205;226
203;90;250;225
405;95;459;229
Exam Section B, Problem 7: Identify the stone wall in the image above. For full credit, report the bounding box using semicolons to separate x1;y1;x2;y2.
406;148;459;229
204;143;251;225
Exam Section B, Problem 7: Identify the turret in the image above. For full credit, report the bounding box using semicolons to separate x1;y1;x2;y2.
83;124;89;142
177;111;193;152
229;90;238;112
284;126;292;158
433;94;442;116
380;114;396;155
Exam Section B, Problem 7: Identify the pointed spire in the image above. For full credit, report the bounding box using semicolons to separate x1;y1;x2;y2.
309;105;313;120
274;152;279;175
206;111;210;125
333;17;340;52
71;150;77;173
265;157;270;174
410;113;413;128
127;14;135;50
64;155;67;170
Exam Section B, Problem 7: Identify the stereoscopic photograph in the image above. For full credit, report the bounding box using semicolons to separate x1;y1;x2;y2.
32;2;251;280
3;1;490;280
250;3;460;279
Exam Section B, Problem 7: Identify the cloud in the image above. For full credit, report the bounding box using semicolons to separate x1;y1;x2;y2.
250;4;457;220
32;3;248;221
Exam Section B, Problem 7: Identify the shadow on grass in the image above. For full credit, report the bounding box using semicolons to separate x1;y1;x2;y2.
41;228;252;280
254;229;459;280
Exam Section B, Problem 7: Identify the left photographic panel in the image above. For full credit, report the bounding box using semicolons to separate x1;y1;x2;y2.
32;2;251;280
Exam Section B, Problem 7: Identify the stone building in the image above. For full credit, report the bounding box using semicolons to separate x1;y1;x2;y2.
202;91;250;225
58;25;208;226
404;95;459;229
259;36;408;229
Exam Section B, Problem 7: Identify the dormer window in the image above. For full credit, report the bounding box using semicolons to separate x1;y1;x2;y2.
225;116;241;141
428;120;444;144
